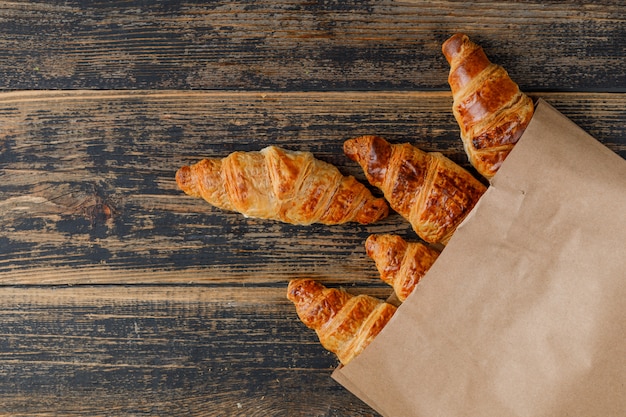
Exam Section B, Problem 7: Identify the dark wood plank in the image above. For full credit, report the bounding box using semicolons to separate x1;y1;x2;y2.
1;90;624;285
0;285;383;416
0;1;624;91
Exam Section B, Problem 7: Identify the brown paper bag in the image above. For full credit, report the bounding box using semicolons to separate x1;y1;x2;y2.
333;99;626;417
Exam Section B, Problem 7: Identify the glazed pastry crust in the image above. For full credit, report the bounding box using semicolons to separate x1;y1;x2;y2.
443;33;534;180
365;234;440;302
344;135;486;244
176;146;389;225
287;279;396;365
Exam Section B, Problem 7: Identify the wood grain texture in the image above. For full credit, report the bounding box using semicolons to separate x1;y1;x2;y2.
0;0;624;91
0;285;382;416
1;90;624;285
0;1;625;415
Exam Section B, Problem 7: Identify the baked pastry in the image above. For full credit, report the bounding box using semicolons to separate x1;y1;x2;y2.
287;279;396;365
442;33;535;180
344;135;486;244
176;146;389;225
365;234;439;302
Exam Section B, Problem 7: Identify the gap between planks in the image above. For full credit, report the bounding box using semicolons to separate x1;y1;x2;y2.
0;88;623;106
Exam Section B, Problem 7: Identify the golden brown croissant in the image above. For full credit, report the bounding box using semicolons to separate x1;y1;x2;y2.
442;33;535;180
287;279;396;365
344;135;486;244
365;234;440;302
176;146;389;225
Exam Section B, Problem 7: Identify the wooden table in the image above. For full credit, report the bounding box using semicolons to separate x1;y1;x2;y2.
0;1;624;415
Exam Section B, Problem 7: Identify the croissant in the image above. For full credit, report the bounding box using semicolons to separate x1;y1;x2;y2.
344;135;486;244
176;146;389;225
287;279;396;365
442;33;535;180
365;234;440;302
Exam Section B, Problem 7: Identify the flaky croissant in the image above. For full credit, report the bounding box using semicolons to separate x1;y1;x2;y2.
287;279;396;365
442;33;534;180
344;135;486;245
176;146;389;225
365;234;439;302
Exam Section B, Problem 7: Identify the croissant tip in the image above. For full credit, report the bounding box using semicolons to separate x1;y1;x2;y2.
343;135;384;159
342;137;359;161
365;232;390;244
175;165;192;190
287;279;321;302
442;33;471;62
287;278;302;289
364;234;379;255
365;234;402;256
360;197;389;222
287;278;306;287
286;280;300;301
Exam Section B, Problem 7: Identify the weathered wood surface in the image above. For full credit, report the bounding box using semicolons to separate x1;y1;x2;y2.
0;285;386;416
1;90;624;285
0;0;625;91
0;0;625;416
